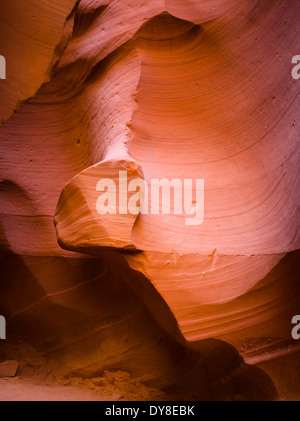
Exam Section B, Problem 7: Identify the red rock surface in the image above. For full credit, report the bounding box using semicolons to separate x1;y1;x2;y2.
0;0;299;400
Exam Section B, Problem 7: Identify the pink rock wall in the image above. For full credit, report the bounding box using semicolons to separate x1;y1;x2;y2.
0;0;299;400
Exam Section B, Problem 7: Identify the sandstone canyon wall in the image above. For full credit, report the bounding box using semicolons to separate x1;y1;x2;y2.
0;0;299;401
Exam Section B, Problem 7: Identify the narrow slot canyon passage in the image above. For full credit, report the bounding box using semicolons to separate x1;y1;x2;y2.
0;0;300;401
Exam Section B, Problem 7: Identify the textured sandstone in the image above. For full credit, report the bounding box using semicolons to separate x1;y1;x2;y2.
0;0;299;400
0;360;18;378
0;0;77;123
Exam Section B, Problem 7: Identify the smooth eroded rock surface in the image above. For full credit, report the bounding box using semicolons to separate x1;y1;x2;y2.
0;0;299;400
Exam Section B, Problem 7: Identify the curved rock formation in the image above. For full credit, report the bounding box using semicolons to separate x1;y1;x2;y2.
0;0;300;400
0;0;77;123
